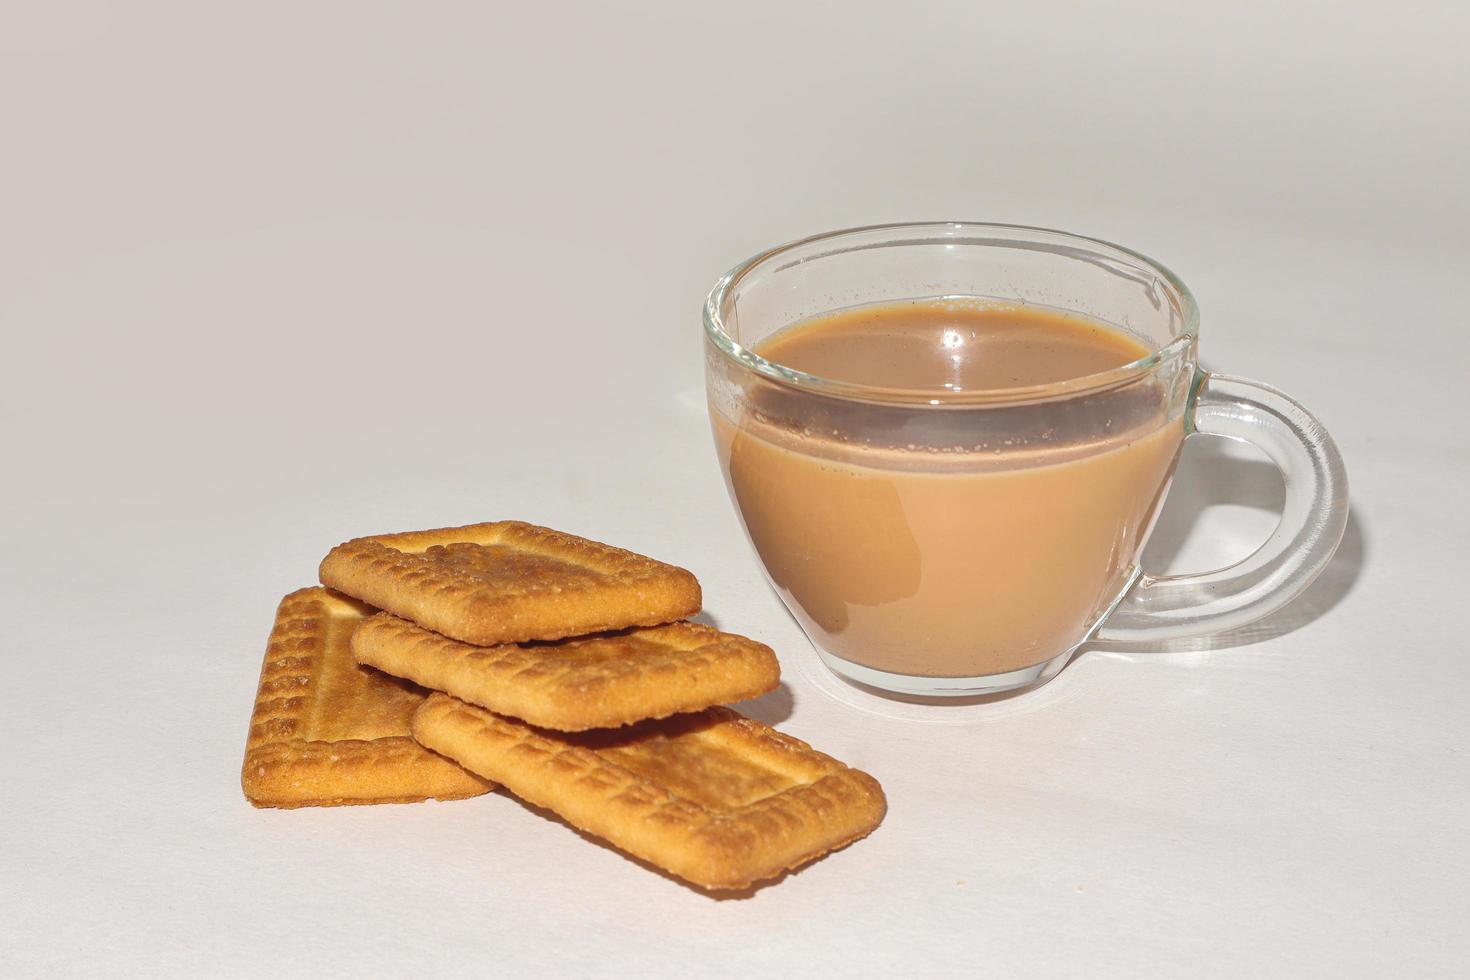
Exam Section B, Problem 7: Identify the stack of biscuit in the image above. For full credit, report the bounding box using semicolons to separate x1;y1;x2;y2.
242;521;886;891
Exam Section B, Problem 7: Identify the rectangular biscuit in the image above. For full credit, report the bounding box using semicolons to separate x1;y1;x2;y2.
412;693;886;890
319;521;702;645
242;588;493;808
353;613;781;731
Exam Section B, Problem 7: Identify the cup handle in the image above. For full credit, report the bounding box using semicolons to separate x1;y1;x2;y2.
1093;371;1349;643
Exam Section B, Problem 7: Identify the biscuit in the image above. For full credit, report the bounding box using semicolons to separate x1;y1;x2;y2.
353;614;780;731
242;588;493;808
412;693;886;890
319;521;702;645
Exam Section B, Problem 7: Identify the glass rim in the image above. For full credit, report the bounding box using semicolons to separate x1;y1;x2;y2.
702;221;1200;406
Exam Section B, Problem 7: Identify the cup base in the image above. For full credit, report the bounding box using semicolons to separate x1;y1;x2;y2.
813;646;1075;698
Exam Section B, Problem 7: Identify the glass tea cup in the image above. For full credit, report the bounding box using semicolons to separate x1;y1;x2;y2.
704;222;1347;697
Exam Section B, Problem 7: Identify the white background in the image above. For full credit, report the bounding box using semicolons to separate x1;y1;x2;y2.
3;1;1466;976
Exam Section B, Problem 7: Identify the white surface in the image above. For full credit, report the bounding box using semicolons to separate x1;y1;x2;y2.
3;2;1466;977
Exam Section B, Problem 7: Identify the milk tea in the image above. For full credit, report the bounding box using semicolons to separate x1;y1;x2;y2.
712;301;1184;678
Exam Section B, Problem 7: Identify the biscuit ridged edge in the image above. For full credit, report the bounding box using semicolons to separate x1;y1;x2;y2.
241;588;492;808
412;693;886;890
319;521;702;645
353;613;781;731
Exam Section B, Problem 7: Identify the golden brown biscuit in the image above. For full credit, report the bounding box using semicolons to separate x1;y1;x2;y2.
353;613;780;731
412;693;886;890
319;521;702;645
242;588;493;808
